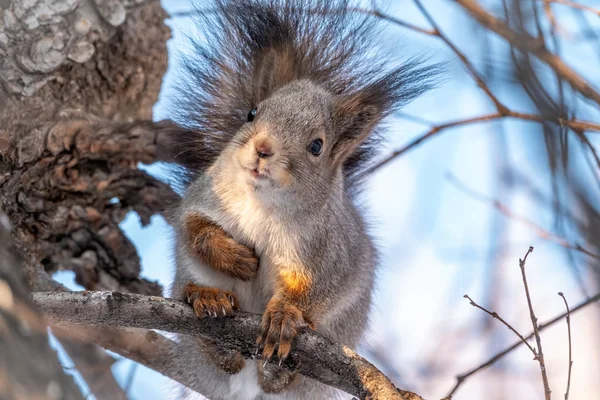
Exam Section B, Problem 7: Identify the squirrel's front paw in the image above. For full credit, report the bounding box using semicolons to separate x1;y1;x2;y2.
220;238;259;281
183;283;237;317
183;213;259;281
257;298;304;362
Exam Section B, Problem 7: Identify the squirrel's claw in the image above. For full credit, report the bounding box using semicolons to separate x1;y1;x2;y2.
183;283;238;318
258;298;304;362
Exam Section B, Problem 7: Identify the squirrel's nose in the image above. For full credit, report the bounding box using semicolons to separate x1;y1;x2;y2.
255;140;273;159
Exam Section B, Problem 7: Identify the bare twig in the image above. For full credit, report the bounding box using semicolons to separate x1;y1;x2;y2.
413;0;505;109
558;292;573;400
518;246;552;400
32;291;423;400
447;291;600;397
349;6;437;36
545;0;600;17
446;173;600;260
461;247;552;400
463;294;538;356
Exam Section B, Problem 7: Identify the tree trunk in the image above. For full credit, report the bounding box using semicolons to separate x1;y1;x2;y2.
1;1;174;397
0;0;172;294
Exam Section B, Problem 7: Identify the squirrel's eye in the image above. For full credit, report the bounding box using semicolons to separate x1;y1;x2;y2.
247;108;257;122
308;138;323;156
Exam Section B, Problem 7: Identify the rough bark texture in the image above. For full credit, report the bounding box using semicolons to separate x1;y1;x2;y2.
0;213;83;400
0;0;171;295
33;290;425;400
1;1;173;397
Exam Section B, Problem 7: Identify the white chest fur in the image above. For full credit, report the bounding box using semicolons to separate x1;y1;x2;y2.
183;171;303;314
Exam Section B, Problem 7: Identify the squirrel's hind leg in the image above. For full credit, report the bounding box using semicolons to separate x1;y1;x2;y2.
257;362;300;394
198;338;246;375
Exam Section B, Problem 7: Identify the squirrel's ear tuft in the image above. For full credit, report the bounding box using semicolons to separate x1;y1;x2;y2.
331;93;382;166
332;59;444;177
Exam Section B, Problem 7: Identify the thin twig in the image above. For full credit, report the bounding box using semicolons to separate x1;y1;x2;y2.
349;6;437;36
447;291;600;396
363;110;600;176
412;0;505;110
545;0;600;17
446;173;600;260
558;292;573;400
518;246;552;400
463;294;538;356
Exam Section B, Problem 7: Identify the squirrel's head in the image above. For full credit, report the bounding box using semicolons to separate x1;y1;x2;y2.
161;0;442;195
231;79;387;193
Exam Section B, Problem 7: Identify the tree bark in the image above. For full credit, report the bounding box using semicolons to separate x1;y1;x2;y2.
33;290;425;400
0;0;171;295
1;1;173;397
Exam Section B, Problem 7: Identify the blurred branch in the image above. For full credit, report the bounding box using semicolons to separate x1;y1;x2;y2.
543;1;559;33
350;6;437;35
412;0;505;109
446;173;600;259
455;0;600;106
0;213;83;399
33;291;424;400
360;0;600;175
545;0;600;17
558;292;573;400
363;113;600;176
518;247;552;400
57;338;125;400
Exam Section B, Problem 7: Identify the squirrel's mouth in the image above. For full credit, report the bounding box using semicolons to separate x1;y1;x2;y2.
249;167;270;180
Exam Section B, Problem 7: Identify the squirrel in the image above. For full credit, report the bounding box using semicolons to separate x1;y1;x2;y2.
161;1;440;399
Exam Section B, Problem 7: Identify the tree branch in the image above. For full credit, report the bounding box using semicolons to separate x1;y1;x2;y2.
446;290;600;397
362;112;600;176
558;292;573;400
518;247;552;400
32;291;424;400
455;0;600;106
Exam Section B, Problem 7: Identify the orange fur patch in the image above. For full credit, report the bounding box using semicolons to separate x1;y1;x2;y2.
278;269;312;299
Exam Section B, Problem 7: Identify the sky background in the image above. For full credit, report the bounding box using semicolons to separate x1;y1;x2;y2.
52;1;600;399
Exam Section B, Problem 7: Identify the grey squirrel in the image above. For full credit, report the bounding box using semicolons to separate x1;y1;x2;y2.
161;1;440;399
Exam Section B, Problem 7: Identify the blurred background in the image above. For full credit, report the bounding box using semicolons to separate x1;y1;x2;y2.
50;0;600;398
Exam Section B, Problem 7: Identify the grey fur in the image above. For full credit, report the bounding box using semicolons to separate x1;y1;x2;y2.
171;79;375;399
166;1;440;399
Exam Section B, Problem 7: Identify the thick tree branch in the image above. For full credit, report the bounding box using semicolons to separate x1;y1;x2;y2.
32;290;424;400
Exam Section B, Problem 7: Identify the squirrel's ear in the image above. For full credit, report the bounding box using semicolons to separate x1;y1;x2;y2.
331;93;382;166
